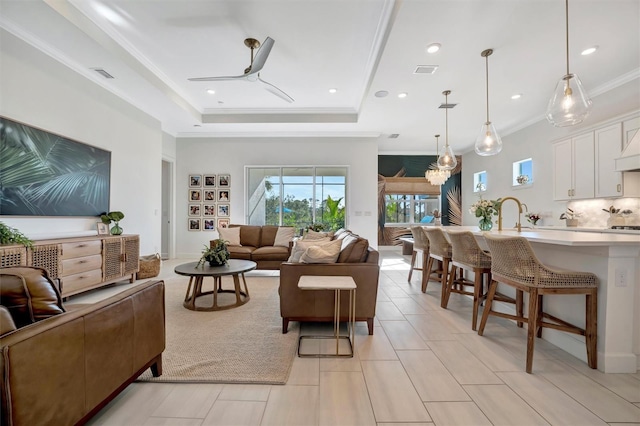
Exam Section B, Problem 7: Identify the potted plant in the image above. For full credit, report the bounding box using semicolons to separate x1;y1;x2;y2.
100;211;125;235
559;208;580;227
0;221;33;247
196;239;230;267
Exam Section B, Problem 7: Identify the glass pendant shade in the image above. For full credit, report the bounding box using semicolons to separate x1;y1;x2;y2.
437;144;457;170
475;121;503;156
546;73;592;127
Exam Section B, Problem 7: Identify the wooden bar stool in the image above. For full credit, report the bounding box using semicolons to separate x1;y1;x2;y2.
445;230;492;331
423;227;455;304
478;234;598;373
407;226;429;290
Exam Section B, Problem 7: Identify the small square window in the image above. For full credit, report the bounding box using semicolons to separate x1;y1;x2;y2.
513;158;533;186
474;171;487;192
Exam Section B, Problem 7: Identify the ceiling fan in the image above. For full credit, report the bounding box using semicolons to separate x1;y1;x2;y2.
188;37;294;103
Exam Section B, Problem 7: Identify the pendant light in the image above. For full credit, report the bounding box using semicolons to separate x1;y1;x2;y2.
474;49;503;156
546;0;592;127
425;134;450;186
437;90;457;171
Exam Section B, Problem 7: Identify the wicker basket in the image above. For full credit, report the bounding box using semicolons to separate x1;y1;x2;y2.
137;253;161;279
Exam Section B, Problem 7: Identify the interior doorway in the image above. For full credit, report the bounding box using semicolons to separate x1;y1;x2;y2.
161;159;173;259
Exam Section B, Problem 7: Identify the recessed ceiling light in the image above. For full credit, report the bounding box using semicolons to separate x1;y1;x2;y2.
328;88;338;94
206;89;216;94
194;124;202;127
511;93;522;100
581;46;598;55
374;90;389;98
426;43;441;54
398;92;408;98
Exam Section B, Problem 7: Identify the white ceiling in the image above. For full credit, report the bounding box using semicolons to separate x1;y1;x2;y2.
1;0;638;154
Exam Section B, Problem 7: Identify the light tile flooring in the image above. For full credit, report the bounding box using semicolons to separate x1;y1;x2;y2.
82;249;640;426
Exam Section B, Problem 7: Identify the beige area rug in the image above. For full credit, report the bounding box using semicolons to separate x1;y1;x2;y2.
137;275;299;384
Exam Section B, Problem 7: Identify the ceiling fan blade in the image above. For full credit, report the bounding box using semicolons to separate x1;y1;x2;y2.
188;75;248;82
246;37;274;76
258;76;294;103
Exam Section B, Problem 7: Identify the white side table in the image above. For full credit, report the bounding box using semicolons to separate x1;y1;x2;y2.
297;275;356;358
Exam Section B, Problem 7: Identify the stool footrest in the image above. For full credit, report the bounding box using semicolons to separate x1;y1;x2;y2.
298;335;354;358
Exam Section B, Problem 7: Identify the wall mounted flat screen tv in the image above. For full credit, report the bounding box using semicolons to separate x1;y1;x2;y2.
0;116;111;216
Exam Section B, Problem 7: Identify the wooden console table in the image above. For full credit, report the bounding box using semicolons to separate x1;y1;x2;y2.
0;234;139;297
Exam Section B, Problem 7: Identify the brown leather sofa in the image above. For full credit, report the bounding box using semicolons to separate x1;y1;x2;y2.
0;267;165;426
279;232;380;335
216;225;293;270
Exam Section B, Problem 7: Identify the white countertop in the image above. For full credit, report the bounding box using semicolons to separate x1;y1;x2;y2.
437;226;640;246
535;226;640;235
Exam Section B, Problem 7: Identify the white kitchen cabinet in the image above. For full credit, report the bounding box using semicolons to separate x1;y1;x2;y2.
595;123;623;198
552;132;594;200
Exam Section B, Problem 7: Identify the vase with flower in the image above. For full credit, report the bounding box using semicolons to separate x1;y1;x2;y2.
525;212;541;227
469;197;500;231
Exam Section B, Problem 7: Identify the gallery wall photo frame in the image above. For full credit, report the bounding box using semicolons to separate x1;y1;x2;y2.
188;218;201;231
203;204;216;216
189;174;202;187
203;219;216;231
218;174;230;188
188;204;201;217
217;218;230;229
217;204;230;217
204;190;216;201
217;190;229;202
189;189;201;202
204;175;216;187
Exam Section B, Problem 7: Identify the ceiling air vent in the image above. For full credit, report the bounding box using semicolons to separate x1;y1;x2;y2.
388;133;400;139
413;65;438;75
92;68;114;79
439;103;457;109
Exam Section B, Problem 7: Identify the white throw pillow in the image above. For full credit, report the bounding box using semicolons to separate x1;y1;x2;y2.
300;239;342;264
218;226;241;246
288;239;335;263
274;227;295;247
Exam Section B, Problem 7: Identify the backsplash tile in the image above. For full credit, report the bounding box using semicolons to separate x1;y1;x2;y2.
568;198;640;228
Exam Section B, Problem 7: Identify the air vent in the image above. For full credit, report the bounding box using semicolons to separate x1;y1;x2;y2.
413;65;438;74
388;133;400;139
439;103;457;109
92;68;114;79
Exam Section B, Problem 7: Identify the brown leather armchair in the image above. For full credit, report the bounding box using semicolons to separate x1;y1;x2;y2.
279;248;380;335
0;267;165;426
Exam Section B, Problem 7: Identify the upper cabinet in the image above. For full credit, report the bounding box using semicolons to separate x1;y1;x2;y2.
553;133;594;201
595;123;622;198
553;114;640;201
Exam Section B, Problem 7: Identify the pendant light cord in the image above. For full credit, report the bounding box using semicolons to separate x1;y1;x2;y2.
445;92;449;148
565;0;570;76
485;54;490;123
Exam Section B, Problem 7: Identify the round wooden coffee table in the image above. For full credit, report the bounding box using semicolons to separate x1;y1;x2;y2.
174;259;257;311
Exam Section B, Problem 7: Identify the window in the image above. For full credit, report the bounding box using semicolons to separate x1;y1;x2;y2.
473;171;487;192
385;194;440;224
246;166;347;232
513;158;533;186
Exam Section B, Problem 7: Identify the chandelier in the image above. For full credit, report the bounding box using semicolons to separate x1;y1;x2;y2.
425;134;450;185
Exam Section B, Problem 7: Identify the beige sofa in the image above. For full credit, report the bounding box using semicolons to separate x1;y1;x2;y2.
0;267;165;426
279;231;380;335
215;225;293;270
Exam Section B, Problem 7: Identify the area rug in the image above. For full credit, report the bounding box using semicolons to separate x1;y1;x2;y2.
137;275;299;384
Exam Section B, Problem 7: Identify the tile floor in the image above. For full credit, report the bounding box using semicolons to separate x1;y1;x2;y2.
82;249;640;426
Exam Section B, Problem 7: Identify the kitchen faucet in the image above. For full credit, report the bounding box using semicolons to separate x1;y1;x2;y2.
498;197;524;232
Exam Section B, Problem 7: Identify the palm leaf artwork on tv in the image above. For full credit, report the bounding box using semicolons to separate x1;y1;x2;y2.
0;117;110;216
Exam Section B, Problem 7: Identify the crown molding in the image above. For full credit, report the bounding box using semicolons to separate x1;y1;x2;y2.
175;131;381;139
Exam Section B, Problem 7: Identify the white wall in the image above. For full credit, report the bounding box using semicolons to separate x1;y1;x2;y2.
0;29;163;254
461;79;640;228
175;137;379;258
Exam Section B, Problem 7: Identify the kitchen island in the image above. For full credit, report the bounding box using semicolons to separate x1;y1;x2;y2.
442;226;639;373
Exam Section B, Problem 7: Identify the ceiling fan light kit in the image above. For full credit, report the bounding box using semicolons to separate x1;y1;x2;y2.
546;0;592;127
475;48;503;157
188;37;294;103
437;90;458;171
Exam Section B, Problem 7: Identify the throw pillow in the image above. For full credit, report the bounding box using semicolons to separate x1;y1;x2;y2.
300;239;342;264
337;236;370;263
288;239;336;263
273;227;295;247
218;226;241;246
304;229;334;241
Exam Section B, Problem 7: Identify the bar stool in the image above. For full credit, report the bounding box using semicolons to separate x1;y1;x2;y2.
478;234;598;373
407;226;429;290
445;230;492;331
423;227;454;304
